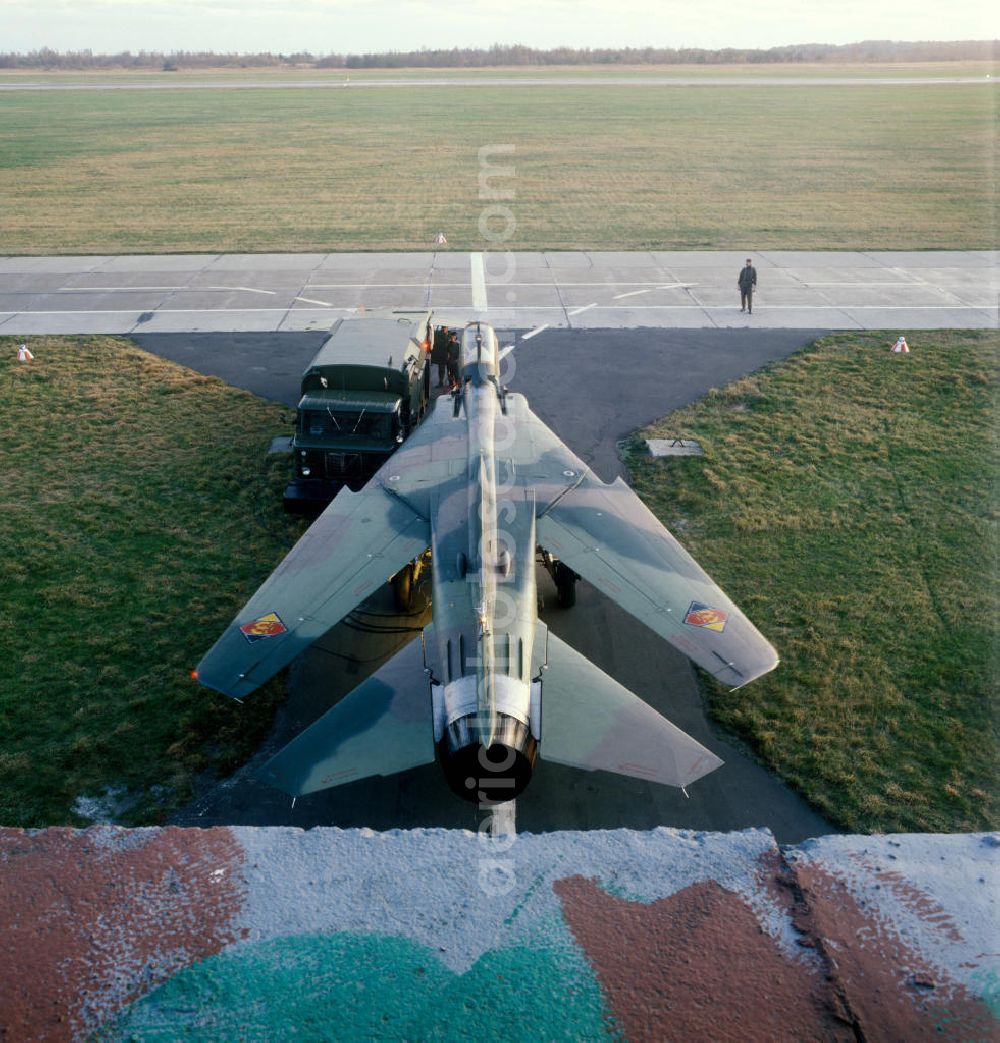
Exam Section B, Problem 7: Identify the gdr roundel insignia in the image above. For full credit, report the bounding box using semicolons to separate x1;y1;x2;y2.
239;611;288;643
683;601;728;633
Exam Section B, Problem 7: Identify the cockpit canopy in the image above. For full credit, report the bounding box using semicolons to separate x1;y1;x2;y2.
460;324;499;385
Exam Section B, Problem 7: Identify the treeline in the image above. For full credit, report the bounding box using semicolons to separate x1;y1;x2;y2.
0;49;296;69
335;40;998;69
1;40;995;71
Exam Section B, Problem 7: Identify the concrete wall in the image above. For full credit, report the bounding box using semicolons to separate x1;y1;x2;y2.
1;827;997;1040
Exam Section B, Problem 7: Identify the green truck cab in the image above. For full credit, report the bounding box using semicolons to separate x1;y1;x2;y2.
283;310;433;514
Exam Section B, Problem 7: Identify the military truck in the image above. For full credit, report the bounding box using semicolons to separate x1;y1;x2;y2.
283;310;433;514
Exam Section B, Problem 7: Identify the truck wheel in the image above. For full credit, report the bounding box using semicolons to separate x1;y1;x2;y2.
393;563;414;612
554;562;577;609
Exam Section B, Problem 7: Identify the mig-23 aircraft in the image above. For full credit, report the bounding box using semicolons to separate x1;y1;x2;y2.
195;323;778;805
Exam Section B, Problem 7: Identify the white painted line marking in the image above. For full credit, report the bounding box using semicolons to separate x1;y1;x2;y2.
0;307;355;316
610;284;697;299
612;289;652;300
208;285;278;295
293;296;334;307
521;324;550;340
309;282;443;288
567;303;598;316
308;281;703;289
470;253;488;311
490;799;517;839
55;286;184;292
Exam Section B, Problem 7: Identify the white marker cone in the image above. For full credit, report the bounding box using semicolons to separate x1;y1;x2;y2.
17;344;33;362
891;336;910;354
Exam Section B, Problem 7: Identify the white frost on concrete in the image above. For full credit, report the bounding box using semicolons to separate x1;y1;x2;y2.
787;832;1000;995
72;786;170;826
73;787;136;825
233;826;803;973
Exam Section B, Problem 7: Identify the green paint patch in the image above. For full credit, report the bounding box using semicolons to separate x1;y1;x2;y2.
105;933;615;1040
969;969;1000;1019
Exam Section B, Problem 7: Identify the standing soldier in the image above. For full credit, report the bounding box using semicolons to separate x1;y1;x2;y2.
446;328;461;390
431;325;450;388
738;258;757;314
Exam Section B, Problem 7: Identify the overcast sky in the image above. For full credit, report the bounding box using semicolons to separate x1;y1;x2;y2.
2;0;994;54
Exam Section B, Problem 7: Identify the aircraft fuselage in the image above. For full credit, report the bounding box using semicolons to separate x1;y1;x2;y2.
427;324;539;803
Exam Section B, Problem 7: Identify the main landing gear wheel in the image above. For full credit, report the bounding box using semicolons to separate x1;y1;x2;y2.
392;563;414;612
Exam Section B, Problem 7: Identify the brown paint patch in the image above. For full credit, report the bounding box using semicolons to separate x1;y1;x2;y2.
791;862;997;1041
850;853;965;943
554;875;849;1042
0;826;246;1041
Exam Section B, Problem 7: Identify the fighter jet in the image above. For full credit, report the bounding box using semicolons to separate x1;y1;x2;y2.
195;323;778;805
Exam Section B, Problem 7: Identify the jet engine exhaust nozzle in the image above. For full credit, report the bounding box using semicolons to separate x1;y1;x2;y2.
439;712;537;805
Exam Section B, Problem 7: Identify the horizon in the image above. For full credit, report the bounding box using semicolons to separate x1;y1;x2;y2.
2;38;996;59
2;0;994;56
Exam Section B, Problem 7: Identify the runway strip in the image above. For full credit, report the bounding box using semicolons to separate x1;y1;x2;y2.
0;75;992;91
1;250;995;333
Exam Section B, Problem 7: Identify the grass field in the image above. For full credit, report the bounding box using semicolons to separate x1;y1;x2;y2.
624;329;999;834
0;337;304;826
0;66;995;253
1;61;995;82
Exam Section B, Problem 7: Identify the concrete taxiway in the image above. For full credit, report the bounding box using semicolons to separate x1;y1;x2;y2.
2;250;996;334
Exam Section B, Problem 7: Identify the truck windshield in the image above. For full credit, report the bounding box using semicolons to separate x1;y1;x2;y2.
305;411;392;440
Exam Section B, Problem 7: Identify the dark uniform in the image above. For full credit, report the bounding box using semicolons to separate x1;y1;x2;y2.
431;326;450;387
446;331;461;389
738;260;757;314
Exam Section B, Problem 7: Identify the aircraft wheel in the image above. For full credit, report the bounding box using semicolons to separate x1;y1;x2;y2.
393;563;414;612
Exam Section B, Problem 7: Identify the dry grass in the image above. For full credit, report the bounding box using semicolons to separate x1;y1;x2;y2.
0;61;995;81
624;330;999;833
0;72;995;253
